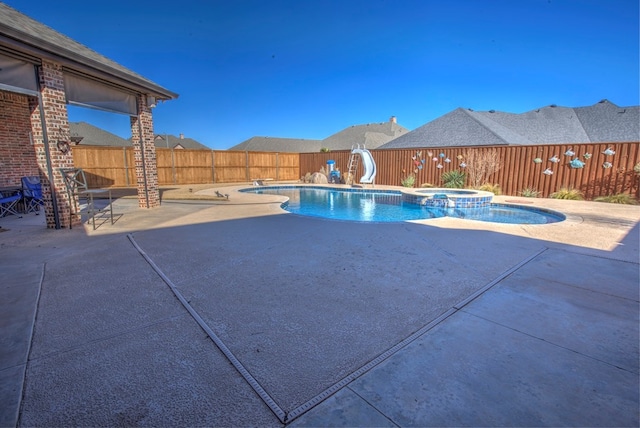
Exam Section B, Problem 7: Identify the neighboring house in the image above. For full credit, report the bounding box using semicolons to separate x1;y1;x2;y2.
379;100;640;149
228;136;323;153
321;116;409;150
228;116;408;152
70;122;131;147
69;123;209;149
153;134;209;150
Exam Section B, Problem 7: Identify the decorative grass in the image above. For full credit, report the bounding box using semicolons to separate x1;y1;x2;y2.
401;174;416;188
478;183;502;195
441;170;466;188
550;187;584;200
594;194;638;205
519;187;541;198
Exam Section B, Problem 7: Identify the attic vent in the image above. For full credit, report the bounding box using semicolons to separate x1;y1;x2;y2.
618;109;626;114
599;99;607;103
550;104;557;108
468;108;473;111
489;110;495;113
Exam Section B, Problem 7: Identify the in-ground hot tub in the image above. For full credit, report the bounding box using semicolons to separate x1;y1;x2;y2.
400;188;494;208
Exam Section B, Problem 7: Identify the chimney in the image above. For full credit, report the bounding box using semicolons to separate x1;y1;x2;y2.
389;116;397;124
179;133;184;139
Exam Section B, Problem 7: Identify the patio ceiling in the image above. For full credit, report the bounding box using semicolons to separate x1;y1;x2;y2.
0;3;178;103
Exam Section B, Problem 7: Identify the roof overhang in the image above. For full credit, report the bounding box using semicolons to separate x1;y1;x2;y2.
0;18;178;102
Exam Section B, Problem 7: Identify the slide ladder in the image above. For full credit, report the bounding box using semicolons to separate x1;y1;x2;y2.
346;147;360;185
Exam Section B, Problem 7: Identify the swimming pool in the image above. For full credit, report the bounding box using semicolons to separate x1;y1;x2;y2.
242;186;565;224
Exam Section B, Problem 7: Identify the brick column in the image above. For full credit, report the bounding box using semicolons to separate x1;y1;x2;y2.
31;60;77;228
130;95;160;208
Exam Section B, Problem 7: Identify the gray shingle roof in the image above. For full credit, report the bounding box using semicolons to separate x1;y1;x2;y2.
380;100;640;149
154;135;209;150
70;122;131;147
380;108;513;148
228;119;408;152
321;121;409;150
0;3;177;100
228;137;323;153
69;123;210;149
574;100;640;143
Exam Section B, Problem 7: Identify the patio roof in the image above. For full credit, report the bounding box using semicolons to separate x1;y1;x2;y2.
0;3;178;102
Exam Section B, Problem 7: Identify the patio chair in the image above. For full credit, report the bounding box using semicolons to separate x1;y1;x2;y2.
21;176;44;214
59;168;113;230
0;190;23;218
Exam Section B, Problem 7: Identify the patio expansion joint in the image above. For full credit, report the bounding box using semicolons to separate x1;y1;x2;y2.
453;246;550;310
126;233;288;424
458;311;640;376
15;262;45;428
345;385;401;428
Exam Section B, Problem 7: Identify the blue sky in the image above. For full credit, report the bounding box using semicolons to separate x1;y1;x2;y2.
6;0;639;149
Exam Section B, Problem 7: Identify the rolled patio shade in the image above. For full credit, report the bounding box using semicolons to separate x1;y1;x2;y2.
0;52;38;94
64;71;137;115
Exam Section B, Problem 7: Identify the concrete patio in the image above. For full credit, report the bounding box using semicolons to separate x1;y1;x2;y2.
1;185;638;427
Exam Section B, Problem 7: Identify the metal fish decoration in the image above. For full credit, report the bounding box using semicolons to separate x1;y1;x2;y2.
570;158;585;169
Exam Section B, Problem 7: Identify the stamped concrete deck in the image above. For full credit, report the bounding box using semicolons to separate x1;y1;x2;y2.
1;184;638;427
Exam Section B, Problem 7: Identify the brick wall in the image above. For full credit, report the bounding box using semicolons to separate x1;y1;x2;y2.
0;91;39;185
130;94;160;208
36;60;77;228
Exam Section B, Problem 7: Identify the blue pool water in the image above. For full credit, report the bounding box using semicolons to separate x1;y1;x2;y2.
242;186;565;224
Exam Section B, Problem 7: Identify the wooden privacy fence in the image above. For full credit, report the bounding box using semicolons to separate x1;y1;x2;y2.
300;142;640;199
73;142;639;199
72;147;301;187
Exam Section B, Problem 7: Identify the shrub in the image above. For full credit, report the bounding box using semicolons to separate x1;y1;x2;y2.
550;187;584;200
463;148;502;188
478;183;502;195
420;182;434;188
441;170;466;188
401;174;416;188
594;194;638;205
519;187;541;198
320;147;330;153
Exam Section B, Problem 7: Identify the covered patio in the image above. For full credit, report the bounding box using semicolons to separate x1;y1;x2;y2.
0;3;177;229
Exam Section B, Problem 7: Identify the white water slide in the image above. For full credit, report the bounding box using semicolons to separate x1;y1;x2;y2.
351;146;377;185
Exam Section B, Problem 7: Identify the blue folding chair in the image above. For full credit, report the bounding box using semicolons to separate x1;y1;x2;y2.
0;190;23;218
21;176;44;215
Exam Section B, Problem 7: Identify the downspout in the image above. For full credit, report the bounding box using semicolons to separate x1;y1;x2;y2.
34;67;61;229
137;114;150;208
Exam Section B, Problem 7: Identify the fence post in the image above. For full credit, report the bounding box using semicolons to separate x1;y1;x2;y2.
211;149;215;183
171;148;177;184
276;152;279;181
245;151;250;181
123;147;130;187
